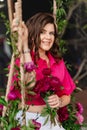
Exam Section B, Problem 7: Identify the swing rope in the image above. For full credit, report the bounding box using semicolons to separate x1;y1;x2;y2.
2;1;25;123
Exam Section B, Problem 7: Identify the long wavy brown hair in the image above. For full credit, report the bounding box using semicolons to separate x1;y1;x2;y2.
26;12;62;63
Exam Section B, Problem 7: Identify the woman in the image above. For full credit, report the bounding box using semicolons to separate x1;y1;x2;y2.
10;12;76;130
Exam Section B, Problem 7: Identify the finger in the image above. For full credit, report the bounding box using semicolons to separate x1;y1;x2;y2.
48;94;58;100
11;19;20;32
13;13;16;18
12;26;19;32
21;22;28;35
47;95;60;108
48;101;59;108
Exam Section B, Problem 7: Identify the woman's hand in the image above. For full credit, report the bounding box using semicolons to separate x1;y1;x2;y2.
11;13;28;52
18;22;28;49
47;94;71;109
47;94;61;109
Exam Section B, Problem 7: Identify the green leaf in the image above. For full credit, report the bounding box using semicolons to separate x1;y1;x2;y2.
25;78;35;87
0;97;7;106
28;91;36;95
41;107;50;116
27;119;36;129
43;115;49;126
0;116;8;126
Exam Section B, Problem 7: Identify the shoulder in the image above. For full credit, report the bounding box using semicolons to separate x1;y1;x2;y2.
55;58;66;70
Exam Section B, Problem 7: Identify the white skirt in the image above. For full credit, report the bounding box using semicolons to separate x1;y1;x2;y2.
16;110;65;130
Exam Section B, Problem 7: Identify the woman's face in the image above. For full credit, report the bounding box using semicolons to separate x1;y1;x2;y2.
39;23;55;53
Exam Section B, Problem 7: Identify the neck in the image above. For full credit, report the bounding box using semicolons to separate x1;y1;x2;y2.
39;53;50;67
39;49;46;58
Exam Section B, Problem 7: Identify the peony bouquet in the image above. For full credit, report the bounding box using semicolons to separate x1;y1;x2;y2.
58;98;85;130
34;68;64;126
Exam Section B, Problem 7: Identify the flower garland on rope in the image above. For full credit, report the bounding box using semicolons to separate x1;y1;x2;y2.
1;0;27;128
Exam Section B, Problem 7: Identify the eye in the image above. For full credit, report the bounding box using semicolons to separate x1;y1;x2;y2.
49;32;55;36
40;29;46;34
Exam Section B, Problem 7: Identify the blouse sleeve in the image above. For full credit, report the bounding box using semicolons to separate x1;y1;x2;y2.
57;60;76;97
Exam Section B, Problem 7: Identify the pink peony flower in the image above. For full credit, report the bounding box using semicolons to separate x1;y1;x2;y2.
8;65;10;70
32;119;41;130
35;70;62;94
7;90;20;100
57;106;69;122
34;67;63;101
0;104;3;116
12;74;19;82
24;62;36;72
42;68;51;76
15;58;20;67
0;104;3;111
76;112;84;125
76;102;83;114
8;58;20;71
34;77;50;93
50;76;62;90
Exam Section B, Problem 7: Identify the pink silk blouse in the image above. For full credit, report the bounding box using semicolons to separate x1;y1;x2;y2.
9;53;76;105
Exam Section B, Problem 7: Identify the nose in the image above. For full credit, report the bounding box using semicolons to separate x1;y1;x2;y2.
45;33;51;39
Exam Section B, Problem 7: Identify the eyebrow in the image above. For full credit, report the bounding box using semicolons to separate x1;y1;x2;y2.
41;28;55;33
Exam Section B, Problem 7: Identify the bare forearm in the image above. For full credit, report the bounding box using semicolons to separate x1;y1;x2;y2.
59;95;71;108
23;52;32;62
23;42;32;62
23;48;36;88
